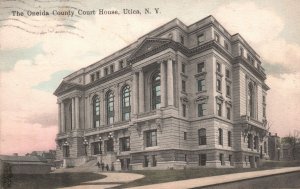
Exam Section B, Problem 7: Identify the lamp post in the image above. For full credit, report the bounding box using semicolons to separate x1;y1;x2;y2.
83;138;89;156
63;141;70;158
277;147;280;161
99;136;103;163
108;132;114;152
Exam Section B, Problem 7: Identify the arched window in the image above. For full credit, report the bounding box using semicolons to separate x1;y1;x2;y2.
151;72;161;110
218;128;223;145
254;136;259;150
198;128;206;145
93;95;100;128
248;83;255;118
247;134;253;149
106;91;114;124
121;85;131;121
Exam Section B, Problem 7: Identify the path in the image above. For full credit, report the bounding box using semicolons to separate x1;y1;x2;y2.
128;167;300;189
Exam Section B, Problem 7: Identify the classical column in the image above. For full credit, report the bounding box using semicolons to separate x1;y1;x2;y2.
167;59;174;106
132;71;138;115
72;98;75;130
138;69;144;113
75;96;80;129
160;61;166;108
58;103;61;133
61;102;65;132
100;93;105;126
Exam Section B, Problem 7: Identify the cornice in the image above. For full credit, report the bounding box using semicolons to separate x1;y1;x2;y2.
233;56;266;81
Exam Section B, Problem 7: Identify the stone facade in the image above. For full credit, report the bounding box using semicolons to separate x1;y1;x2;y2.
54;16;270;170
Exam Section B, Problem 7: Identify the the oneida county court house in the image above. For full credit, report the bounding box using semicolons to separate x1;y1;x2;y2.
54;15;270;170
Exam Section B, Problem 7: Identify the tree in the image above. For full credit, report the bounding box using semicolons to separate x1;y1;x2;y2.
281;130;300;160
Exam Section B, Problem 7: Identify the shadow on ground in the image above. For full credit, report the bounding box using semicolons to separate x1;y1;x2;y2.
5;172;106;189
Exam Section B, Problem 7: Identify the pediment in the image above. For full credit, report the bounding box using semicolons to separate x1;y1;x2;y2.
54;81;82;96
128;37;172;63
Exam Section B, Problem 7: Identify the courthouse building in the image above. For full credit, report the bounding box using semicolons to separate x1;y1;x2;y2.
54;15;270;170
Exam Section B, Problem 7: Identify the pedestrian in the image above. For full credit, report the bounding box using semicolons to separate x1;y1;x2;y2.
101;162;104;171
106;164;109;171
111;163;115;171
96;161;100;171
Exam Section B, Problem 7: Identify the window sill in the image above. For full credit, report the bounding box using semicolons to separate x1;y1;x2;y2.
196;90;207;95
145;146;159;150
194;72;207;78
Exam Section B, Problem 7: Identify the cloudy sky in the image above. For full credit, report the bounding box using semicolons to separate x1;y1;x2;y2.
0;0;300;155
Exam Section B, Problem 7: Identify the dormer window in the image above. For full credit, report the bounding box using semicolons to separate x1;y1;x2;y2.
224;42;229;50
180;35;184;45
215;33;220;43
119;60;124;69
110;65;114;73
91;74;95;82
197;33;204;45
96;71;100;79
104;67;108;76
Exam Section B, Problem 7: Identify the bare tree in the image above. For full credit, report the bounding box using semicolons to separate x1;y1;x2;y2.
281;130;300;160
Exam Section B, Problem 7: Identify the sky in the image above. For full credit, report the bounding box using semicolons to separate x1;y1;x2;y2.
0;0;300;155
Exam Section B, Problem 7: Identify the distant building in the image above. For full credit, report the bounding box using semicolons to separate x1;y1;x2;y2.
26;150;56;163
0;155;51;174
54;15;270;169
268;133;282;160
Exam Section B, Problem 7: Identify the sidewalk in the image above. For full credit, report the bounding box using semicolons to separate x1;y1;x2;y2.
128;167;300;189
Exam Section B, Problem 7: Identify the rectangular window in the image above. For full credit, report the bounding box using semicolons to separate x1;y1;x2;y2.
182;64;186;73
145;130;157;147
119;60;124;69
152;155;157;167
106;139;114;152
227;107;231;120
217;103;222;116
184;132;187;140
104;68;108;76
264;142;267;153
198;79;206;92
110;65;114;73
226;69;230;78
263;107;266;118
228;131;232;147
218;129;223;145
226;85;231;96
197;33;204;45
199;154;206;166
197;62;205;73
198;129;206;145
198;103;207;117
215;33;220;43
96;71;100;79
240;47;244;56
182;80;186;92
119;137;130;152
263;96;266;104
180;35;184;44
91;74;95;82
182;104;186;117
216;62;221;72
144;156;149;167
219;153;225;165
217;79;221;91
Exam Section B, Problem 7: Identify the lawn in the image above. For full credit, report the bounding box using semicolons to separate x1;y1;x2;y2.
2;172;105;189
115;161;300;188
